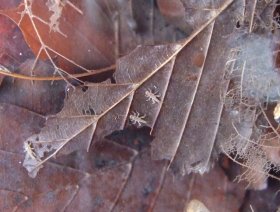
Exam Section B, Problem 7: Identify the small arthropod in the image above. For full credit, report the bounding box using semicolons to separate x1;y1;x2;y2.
24;141;37;160
274;102;280;123
129;111;147;127
145;86;161;104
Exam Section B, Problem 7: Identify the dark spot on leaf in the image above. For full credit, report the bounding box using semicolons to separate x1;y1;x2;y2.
192;53;205;68
191;160;201;168
236;20;241;28
89;107;95;115
185;74;198;81
105;126;153;151
94;157;116;169
110;76;116;84
82;86;88;92
143;186;153;197
93;196;103;206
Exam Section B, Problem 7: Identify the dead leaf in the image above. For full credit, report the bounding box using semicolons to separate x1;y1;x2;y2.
157;0;236;34
153;165;245;212
23;83;136;177
0;59;65;115
0;13;33;77
0;0;115;75
22;0;235;177
0;103;45;153
0;0;279;210
0;190;28;212
0;103;133;211
156;0;192;33
54;140;137;173
112;150;167;212
154;0;244;175
216;0;280;186
66;164;131;212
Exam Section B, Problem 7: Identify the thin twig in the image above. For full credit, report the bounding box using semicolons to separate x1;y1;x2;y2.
0;64;116;81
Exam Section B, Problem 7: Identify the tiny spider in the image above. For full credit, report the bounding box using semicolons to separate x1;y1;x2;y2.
145;86;161;104
129;111;147;127
24;141;37;160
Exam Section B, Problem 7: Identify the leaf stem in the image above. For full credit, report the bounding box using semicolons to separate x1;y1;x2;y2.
0;64;116;81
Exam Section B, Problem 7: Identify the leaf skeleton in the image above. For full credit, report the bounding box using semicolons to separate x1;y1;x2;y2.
24;141;40;161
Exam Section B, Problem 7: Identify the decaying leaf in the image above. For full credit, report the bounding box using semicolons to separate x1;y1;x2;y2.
0;0;115;77
0;59;65;115
153;165;245;212
112;150;168;211
157;0;241;35
20;0;236;177
23;83;136;177
217;0;280;187
0;190;28;212
1;1;280;210
0;103;134;210
1;0;279;200
154;0;244;175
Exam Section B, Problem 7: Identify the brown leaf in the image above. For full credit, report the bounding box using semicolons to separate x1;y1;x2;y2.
1;0;280;210
21;185;80;211
156;0;189;32
0;190;28;211
54;140;137;173
153;165;245;212
0;13;33;82
0;150;133;211
0;59;65;115
22;0;235;177
168;1;244;175
0;151;85;201
113;150;167;212
216;0;280;185
0;0;115;74
157;0;237;34
240;178;280;212
66;164;131;211
0;103;45;153
101;128;246;211
23;83;136;177
0;103;133;211
151;22;215;165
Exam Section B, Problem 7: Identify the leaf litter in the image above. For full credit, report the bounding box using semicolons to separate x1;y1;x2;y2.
17;0;235;177
0;0;280;208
